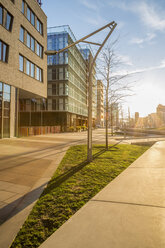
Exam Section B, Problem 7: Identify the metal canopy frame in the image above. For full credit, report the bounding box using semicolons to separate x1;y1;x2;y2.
45;21;117;162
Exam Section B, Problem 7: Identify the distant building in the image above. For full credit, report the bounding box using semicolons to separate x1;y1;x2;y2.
0;0;47;138
109;103;119;128
96;80;104;127
80;48;97;127
156;104;165;126
135;112;139;125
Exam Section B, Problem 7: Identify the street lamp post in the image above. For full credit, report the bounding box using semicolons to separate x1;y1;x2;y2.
45;21;117;162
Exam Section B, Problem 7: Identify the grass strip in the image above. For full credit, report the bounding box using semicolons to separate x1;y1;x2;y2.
11;144;149;248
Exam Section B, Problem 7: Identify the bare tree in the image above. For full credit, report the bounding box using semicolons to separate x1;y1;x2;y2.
97;41;134;149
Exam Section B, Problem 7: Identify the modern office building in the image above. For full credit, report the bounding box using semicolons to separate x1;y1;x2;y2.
0;0;47;138
156;104;165;126
96;80;104;127
45;25;88;131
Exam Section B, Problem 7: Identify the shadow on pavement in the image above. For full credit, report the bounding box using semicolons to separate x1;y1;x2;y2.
0;182;47;225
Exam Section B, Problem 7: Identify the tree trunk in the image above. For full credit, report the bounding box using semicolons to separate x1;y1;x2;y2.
105;88;109;150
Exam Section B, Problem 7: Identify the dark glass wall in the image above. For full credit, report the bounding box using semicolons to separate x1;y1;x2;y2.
0;82;11;138
0;82;2;138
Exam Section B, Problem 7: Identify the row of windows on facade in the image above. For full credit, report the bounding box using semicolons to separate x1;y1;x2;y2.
19;98;68;112
69;71;87;93
22;0;43;35
0;40;8;63
48;98;87;114
19;97;87;114
47;82;86;105
19;99;47;112
48;82;68;96
20;26;43;58
48;98;68;111
47;34;68;51
69;59;87;83
47;35;86;71
48;67;86;94
19;55;43;82
47;53;68;65
49;82;86;103
48;67;68;81
0;4;13;31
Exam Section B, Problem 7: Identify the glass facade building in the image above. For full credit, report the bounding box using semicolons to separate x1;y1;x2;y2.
46;26;88;130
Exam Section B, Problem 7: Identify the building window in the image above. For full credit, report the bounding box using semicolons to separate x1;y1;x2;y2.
36;66;42;82
19;55;24;71
26;59;35;78
52;83;59;95
26;60;30;75
36;42;43;58
5;12;13;31
27;7;35;26
0;5;13;31
31;63;35;77
0;83;11;138
31;11;35;26
37;18;43;35
22;1;43;35
19;54;43;82
0;40;8;63
27;33;35;52
22;0;25;14
59;68;63;80
0;5;3;25
19;26;24;42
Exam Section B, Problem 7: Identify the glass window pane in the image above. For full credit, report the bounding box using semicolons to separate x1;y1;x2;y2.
27;33;30;48
4;84;10;94
37;43;39;56
6;13;11;30
19;55;23;71
40;23;43;35
19;26;24;42
3;43;7;62
22;0;24;14
31;63;34;77
26;60;30;75
0;6;2;25
0;41;1;60
0;82;2;91
3;93;10;101
39;69;42;81
37;19;40;32
40;46;43;58
31;37;35;51
31;11;35;26
27;7;30;21
36;67;39;80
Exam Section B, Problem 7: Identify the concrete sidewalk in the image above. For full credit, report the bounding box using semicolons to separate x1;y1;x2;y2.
40;141;165;248
0;130;116;248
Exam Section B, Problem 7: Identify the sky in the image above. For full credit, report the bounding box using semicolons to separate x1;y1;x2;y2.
42;0;165;118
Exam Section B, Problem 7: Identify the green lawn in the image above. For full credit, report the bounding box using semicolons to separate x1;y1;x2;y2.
11;144;149;248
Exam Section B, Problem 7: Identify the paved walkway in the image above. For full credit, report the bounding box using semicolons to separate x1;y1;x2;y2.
39;141;165;248
0;130;117;248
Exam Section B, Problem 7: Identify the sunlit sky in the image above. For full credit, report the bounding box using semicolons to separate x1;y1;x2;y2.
42;0;165;118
